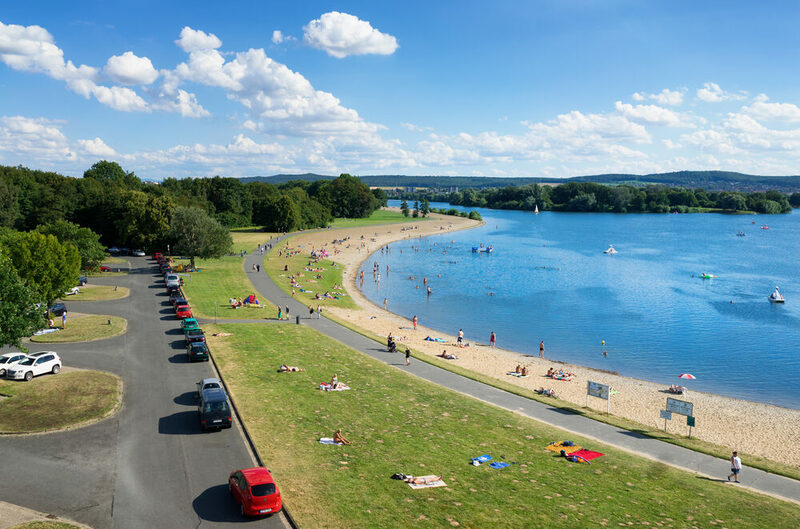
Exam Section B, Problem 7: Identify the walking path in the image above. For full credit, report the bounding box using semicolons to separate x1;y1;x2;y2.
242;237;800;505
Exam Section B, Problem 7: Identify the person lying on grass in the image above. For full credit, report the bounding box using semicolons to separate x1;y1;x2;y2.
405;475;442;484
537;387;557;398
333;429;351;445
278;364;303;372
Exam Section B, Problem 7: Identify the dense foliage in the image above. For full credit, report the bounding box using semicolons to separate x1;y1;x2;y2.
168;207;233;267
0;164;383;250
36;220;107;269
0;254;46;349
399;182;793;214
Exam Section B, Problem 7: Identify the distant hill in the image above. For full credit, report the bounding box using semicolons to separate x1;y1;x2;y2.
242;171;800;192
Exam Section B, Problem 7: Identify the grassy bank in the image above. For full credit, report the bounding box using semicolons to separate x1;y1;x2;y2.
230;228;278;254
332;209;423;228
61;284;130;302
178;257;277;319
0;370;121;433
207;323;800;528
31;314;126;343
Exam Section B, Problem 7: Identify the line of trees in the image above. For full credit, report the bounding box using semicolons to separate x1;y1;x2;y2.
398;182;796;214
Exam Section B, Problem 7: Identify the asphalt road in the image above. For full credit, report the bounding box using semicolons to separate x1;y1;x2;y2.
0;258;289;529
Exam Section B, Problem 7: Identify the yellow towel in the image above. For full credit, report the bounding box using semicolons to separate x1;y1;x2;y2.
545;441;582;454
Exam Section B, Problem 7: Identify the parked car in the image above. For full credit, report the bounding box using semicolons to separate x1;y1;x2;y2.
171;295;187;308
187;342;210;362
153;252;163;260
120;247;130;255
169;290;185;306
132;249;145;257
165;274;181;289
228;467;282;516
50;303;67;316
108;247;120;255
6;352;61;381
0;352;28;377
184;328;206;346
99;265;111;272
181;318;200;331
197;378;232;431
175;304;193;319
79;275;88;286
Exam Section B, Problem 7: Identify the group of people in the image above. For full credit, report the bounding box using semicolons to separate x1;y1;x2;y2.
546;367;574;380
668;384;688;394
230;294;260;308
514;364;530;376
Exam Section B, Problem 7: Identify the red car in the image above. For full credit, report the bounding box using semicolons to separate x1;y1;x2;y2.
228;467;282;517
153;252;163;260
99;265;111;272
175;304;192;319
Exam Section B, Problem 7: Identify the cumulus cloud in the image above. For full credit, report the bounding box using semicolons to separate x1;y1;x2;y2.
0;115;73;161
104;51;159;85
90;85;149;112
77;137;117;156
742;95;800;123
633;88;685;106
303;12;398;58
272;30;284;44
175;26;221;52
614;101;692;127
696;82;746;103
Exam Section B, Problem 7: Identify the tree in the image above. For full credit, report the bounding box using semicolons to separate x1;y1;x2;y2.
37;220;106;270
420;198;431;217
112;191;174;251
84;160;140;188
317;174;379;218
167;207;233;267
400;200;410;217
413;201;420;218
719;192;747;212
2;231;81;303
0;255;46;350
789;192;800;208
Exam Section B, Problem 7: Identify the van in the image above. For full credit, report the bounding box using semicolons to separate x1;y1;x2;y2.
197;378;232;431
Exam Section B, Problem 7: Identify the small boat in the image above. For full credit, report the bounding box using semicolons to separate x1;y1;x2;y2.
700;273;717;279
604;245;618;255
761;225;770;230
534;204;539;215
736;231;745;237
472;245;493;253
769;287;785;303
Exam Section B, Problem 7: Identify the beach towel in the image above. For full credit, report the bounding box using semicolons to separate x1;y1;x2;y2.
319;437;343;445
471;455;493;463
319;382;351;391
506;372;529;378
424;336;447;342
570;449;604;461
33;328;60;336
545;441;582;454
489;462;510;469
407;476;447;489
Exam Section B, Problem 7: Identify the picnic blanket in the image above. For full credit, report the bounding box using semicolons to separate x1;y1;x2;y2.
319;382;351;391
33;328;60;336
545;441;582;454
319;437;344;445
489;462;510;469
471;455;492;463
425;336;447;342
407;476;447;489
506;372;529;378
570;449;604;461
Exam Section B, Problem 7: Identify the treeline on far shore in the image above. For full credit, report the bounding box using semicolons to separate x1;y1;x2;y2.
394;182;798;214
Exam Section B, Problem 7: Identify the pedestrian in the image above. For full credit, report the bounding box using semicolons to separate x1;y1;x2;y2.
539;340;545;358
309;305;314;319
285;305;290;320
256;264;260;272
278;306;282;320
457;328;464;347
383;297;388;310
489;331;496;348
405;348;411;366
317;304;322;319
728;451;742;483
412;315;418;330
252;263;257;272
61;311;67;329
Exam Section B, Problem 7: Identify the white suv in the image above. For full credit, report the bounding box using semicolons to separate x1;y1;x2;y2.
165;274;181;288
6;352;62;381
0;352;28;377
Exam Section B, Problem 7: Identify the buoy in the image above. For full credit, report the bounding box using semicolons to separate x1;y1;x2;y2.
601;340;605;346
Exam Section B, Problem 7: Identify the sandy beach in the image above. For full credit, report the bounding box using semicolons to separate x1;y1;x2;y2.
282;209;800;468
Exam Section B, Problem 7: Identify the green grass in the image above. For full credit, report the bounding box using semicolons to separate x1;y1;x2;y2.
325;312;800;483
60;284;130;302
177;257;277;319
31;314;127;343
103;256;128;264
331;209;425;228
229;228;279;254
0;370;121;433
264;240;356;310
207;323;800;529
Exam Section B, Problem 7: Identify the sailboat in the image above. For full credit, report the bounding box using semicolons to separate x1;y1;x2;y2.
534;204;539;214
604;245;618;255
769;286;785;303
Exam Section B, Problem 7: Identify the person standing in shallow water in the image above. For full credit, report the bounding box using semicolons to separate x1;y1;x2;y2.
539;340;545;358
489;331;496;348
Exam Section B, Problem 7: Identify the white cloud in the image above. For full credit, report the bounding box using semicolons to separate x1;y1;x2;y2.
272;30;284;44
742;95;800;123
175;26;222;52
90;85;149;112
696;82;746;103
303;12;398;58
662;139;682;149
632;88;685;106
614;101;692;127
0;116;73;161
105;51;159;85
401;122;432;132
77;137;117;156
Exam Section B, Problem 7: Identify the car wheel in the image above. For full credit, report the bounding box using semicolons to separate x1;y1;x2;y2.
0;369;5;377
24;371;33;381
52;364;61;375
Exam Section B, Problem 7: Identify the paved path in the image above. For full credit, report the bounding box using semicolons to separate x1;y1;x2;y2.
0;258;288;529
242;236;800;505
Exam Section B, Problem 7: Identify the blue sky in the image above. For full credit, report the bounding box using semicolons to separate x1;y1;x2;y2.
2;1;800;179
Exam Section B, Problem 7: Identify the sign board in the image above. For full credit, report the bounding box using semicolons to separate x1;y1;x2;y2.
660;410;672;420
587;381;610;400
666;397;693;417
686;416;696;427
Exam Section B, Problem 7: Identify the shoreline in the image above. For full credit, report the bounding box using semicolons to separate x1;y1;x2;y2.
282;208;800;468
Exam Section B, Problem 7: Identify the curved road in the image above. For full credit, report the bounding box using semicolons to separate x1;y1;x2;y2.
0;258;288;529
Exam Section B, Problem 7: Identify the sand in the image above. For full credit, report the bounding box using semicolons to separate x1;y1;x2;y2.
281;209;800;468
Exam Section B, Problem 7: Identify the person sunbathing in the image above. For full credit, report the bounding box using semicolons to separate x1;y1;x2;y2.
515;364;522;374
333;429;350;445
521;366;529;376
330;374;339;389
404;475;442;484
279;364;303;372
546;367;555;377
537;387;557;397
439;350;457;360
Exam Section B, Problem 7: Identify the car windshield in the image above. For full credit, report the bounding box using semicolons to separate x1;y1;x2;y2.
0;357;9;364
203;401;229;414
203;382;220;389
251;483;276;497
19;358;34;366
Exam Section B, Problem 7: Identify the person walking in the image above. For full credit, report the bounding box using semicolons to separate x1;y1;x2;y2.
317;304;322;319
489;331;496;348
412;315;418;330
61;311;67;329
383;297;388;310
277;306;282;320
539;340;545;358
728;451;742;483
309;305;314;319
405;348;411;366
285;305;290;320
457;328;464;347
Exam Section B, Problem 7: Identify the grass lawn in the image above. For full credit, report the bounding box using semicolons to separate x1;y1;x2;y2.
230;228;279;254
61;284;130;302
264;242;356;310
9;523;83;529
331;208;425;228
207;323;800;529
103;256;128;264
0;370;121;433
177;257;277;319
31;314;127;343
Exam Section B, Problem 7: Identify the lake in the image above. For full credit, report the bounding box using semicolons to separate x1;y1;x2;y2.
357;201;800;409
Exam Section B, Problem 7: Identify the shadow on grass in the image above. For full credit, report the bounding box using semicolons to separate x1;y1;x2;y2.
192;484;247;523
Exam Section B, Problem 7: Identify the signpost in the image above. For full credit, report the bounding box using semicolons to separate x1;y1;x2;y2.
686;415;695;438
586;381;611;414
659;409;672;431
663;398;696;436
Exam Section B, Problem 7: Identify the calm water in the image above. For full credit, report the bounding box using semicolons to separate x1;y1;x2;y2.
358;201;800;409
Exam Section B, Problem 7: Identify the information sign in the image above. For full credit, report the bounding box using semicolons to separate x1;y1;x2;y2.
660;410;672;420
587;381;610;400
666;397;694;417
686;416;695;427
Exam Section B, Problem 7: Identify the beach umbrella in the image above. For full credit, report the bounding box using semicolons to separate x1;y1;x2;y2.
678;373;696;380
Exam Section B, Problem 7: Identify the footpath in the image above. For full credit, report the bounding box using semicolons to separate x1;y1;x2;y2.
243;236;800;506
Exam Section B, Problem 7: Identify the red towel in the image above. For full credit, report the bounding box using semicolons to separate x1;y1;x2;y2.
571;449;604;461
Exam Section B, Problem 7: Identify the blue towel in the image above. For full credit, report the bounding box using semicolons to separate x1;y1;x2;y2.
471;455;493;463
489;462;510;469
